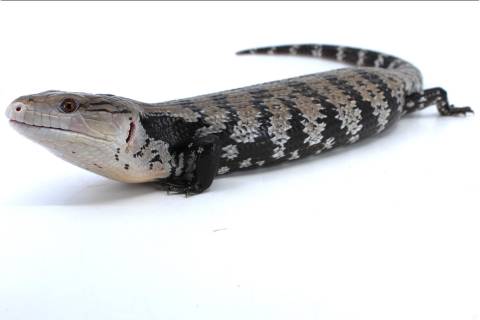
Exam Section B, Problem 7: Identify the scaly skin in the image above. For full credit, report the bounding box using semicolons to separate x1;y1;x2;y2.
5;44;472;194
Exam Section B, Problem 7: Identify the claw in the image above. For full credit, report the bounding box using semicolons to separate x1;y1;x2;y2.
446;105;474;116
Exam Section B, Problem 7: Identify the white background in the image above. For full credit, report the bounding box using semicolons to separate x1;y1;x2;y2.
0;2;479;320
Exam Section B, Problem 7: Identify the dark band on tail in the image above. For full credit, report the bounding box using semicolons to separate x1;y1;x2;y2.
237;44;408;70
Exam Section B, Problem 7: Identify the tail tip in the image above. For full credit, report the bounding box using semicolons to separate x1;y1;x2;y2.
236;49;256;56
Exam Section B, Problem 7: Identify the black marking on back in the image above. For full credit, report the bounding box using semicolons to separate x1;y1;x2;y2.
323;75;377;140
356;69;401;125
140;114;201;149
282;81;320;155
285;80;347;156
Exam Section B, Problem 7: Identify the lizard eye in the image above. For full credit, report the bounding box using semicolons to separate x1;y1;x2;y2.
59;98;79;113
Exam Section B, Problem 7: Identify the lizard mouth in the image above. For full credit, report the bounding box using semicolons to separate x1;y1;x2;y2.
9;119;109;142
10;119;71;132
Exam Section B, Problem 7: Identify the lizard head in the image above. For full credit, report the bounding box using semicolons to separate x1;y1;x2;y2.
6;90;172;183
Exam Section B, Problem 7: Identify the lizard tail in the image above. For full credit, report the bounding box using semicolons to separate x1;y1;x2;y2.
237;44;412;70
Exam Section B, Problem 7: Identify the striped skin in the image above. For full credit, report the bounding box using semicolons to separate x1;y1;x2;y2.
140;44;422;176
6;44;472;193
237;44;412;70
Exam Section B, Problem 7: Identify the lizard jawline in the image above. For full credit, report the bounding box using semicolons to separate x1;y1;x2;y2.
9;120;109;143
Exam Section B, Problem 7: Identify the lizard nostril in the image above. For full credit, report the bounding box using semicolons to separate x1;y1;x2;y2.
15;106;22;112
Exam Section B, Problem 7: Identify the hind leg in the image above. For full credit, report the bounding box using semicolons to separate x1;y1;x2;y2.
405;87;473;116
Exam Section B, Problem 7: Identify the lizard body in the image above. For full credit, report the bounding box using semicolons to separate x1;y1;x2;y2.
6;44;472;193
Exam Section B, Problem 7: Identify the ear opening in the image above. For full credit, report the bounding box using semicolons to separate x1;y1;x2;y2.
126;121;135;143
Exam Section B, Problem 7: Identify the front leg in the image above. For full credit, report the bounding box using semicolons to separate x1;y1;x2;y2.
158;135;221;195
190;135;222;193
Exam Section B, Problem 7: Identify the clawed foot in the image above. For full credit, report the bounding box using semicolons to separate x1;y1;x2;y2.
442;105;474;116
155;182;195;197
166;185;193;197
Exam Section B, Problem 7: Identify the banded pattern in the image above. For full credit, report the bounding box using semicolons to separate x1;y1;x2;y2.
143;66;412;174
237;44;408;70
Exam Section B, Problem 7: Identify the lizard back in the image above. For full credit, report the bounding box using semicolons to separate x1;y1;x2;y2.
140;44;422;175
